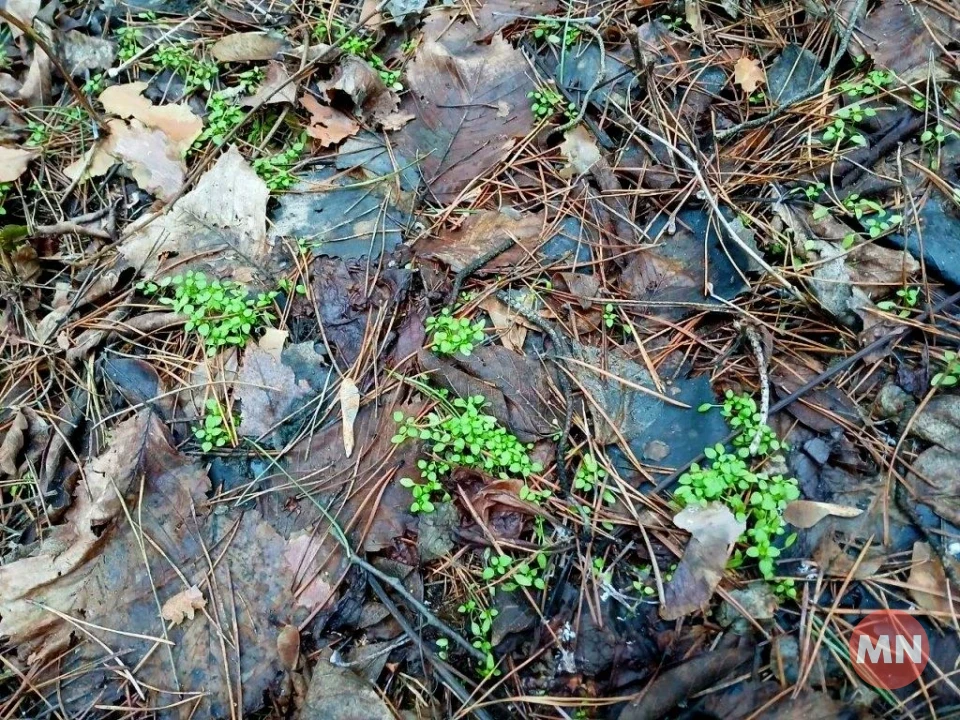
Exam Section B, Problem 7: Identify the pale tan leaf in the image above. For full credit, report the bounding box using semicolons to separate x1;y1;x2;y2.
4;0;40;38
211;31;286;62
63;142;117;183
379;110;415;131
339;377;360;457
684;0;703;32
242;60;297;106
160;585;206;625
106;119;186;201
0;146;39;182
0;410;28;477
733;56;765;94
559;125;601;178
908;541;960;614
301;95;360;148
99;82;202;153
277;625;300;671
258;328;288;361
783;500;863;529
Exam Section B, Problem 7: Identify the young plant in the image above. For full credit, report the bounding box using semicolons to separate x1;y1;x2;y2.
932;350;960;388
528;84;576;122
683;391;800;580
393;394;542;514
137;271;278;353
152;40;219;93
574;453;615;504
877;286;920;318
115;25;143;63
0;182;10;216
822;106;872;147
435;637;449;660
195;91;245;148
193;398;236;452
660;14;684;31
603;303;618;330
531;18;581;47
773;577;798;601
458;598;499;677
253;136;306;191
838;70;891;98
425;308;486;356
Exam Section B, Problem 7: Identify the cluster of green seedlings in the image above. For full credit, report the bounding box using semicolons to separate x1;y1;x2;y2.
115;20;219;95
877;286;920;318
393;394;542;514
314;17;403;90
683;391;800;597
822;104;875;147
137;271;278;353
22;107;89;149
425;308;486;356
455;598;500;677
193;398;238;452
838;69;892;99
631;562;676;597
252;135;307;191
844;194;903;238
530;18;581;47
574;453;615;505
528;83;577;122
660;14;684;31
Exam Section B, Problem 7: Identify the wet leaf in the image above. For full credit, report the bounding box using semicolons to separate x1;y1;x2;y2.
325;55;400;126
908;541;960;614
0;409;28;477
3;0;39;38
106;118;187;201
394;35;534;203
237;338;311;438
415;209;544;272
300;653;394;720
301;94;360;147
61;30;116;75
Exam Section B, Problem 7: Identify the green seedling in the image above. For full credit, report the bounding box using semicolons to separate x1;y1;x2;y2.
603;303;618;330
137;271;278;353
152;40;219;93
877;286;920;318
115;25;143;63
458;599;499;677
660;14;683;31
195;91;245;148
393;395;543;514
425;308;486;356
838;70;891;98
932;350;960;388
82;73;105;95
253;136;306;191
435;637;449;660
749;90;766;105
773;577;798;601
531;18;581;47
823;104;875;147
528;84;576;122
236;67;265;93
0;182;10;216
574;453;615;504
193;398;236;452
684;391;800;580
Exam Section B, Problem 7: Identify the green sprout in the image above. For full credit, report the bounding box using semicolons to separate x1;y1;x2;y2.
193;398;237;452
435;637;449;660
603;303;618;330
137;271;278;353
425;308;486;356
838;70;891;98
236;67;265;93
683;391;800;580
458;599;499;677
749;90;766;105
253;136;306;191
773;577;797;601
115;26;143;63
0;182;11;217
660;14;684;31
82;73;105;95
574;453;615;504
877;286;920;318
822;104;876;147
392;394;542;514
531;18;581;46
528;84;576;122
151;40;219;93
932;350;960;388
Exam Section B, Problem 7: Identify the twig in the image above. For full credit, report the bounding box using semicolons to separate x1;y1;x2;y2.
736;321;769;455
446;236;516;305
106;11;204;78
556;24;605;134
716;0;869;140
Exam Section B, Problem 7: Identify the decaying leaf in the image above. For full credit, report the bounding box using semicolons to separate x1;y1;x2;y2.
908;542;960;615
300;653;394;720
236;338;311;438
325;55;400;126
0;409;29;477
0;145;39;182
242;60;297;106
394;34;535;202
661;503;746;620
99;82;203;154
120;145;276;282
559;125;601;178
106;118;187;201
160;585;206;625
211;31;287;62
62;30;116;75
63;141;117;183
3;0;40;38
783;500;863;529
339;377;360;456
277;624;301;671
302;94;360;147
415;209;545;272
733;56;764;94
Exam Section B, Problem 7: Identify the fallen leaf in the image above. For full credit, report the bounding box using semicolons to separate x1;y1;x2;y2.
99;82;202;153
478;295;530;353
18;23;52;106
120;146;276;281
684;0;703;32
415;209;544;272
258;327;288;361
559;125;601;178
284;533;341;610
326;55;400;126
300;653;394;720
301;94;360;147
211;31;287;62
661;503;746;620
906;446;960;528
910;396;960;453
379;110;415;131
0;409;29;477
3;0;40;38
394;34;535;202
160;585;206;625
339;377;360;456
61;30;116;75
0;146;39;182
783;500;863;529
236;339;310;438
813;536;886;579
277;625;300;671
63;141;116;182
242;60;297;106
107;118;187;201
733;56;765;94
908;542;960;615
421;0;558;47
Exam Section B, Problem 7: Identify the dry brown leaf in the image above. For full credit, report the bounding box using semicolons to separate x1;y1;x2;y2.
259;328;288;361
0;410;28;477
733;56;765;94
0;146;39;182
301;94;360;147
4;0;40;38
783;500;863;529
478;296;530;353
379;110;415;131
813;536;885;579
211;31;287;62
99;82;202;153
120;145;274;281
339;377;360;457
160;585;206;625
277;625;301;671
325;55;400;126
908;542;960;615
283;533;340;610
559;126;601;178
662;503;745;620
107;119;187;201
18;22;52;106
237;339;310;437
242;60;297;106
63;141;117;182
415;210;544;272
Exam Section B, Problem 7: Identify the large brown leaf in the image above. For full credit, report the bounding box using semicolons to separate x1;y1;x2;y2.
394;34;535;203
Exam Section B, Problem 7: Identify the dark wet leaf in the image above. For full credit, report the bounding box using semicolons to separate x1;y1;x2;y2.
415;209;545;273
766;44;822;105
236;339;311;439
299;653;394;720
889;189;960;287
394;34;535;203
906;446;960;528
